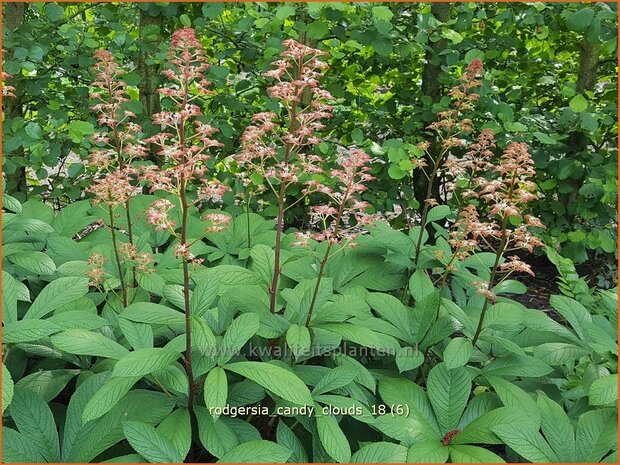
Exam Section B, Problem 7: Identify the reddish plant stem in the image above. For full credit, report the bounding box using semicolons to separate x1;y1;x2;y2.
108;205;128;307
268;61;301;314
107;79;137;287
471;171;517;346
178;66;195;463
306;189;350;327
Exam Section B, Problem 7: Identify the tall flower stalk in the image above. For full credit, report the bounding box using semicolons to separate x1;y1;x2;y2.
468;141;544;345
293;148;378;327
411;59;484;268
236;39;334;313
89;50;147;291
140;28;229;422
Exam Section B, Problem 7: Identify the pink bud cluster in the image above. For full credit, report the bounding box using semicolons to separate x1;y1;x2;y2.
447;136;545;284
294;148;380;246
236;39;334;198
85;167;140;208
87;252;107;287
119;242;155;274
89;50;147;169
139;28;231;244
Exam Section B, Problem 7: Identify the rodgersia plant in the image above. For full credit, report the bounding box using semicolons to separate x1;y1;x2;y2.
236;39;334;313
139;27;229;426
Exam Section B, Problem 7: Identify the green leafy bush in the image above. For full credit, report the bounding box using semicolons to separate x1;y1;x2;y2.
2;5;617;464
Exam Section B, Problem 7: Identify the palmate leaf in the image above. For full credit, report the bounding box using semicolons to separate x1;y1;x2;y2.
224;361;313;406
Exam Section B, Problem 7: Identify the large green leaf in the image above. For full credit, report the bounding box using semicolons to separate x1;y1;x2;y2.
218;312;260;365
82;376;140;423
3;319;62;343
24;277;89;319
9;388;60;462
492;424;557;463
119;302;185;326
407;440;449;463
195;406;239;458
350;442;407;463
2;364;14;414
276;420;309;463
286;324;311;358
312;366;358;396
575;408;617;462
51;329;129;359
536;394;575;461
316;413;351;463
204;367;228;419
443;337;472;369
319;322;400;352
8;251;56;275
2;427;46;463
588;374;618;406
156;408;191;461
217;440;292;463
122;420;183;463
224;361;312;406
449;445;506;463
427;363;471;433
113;348;180;378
